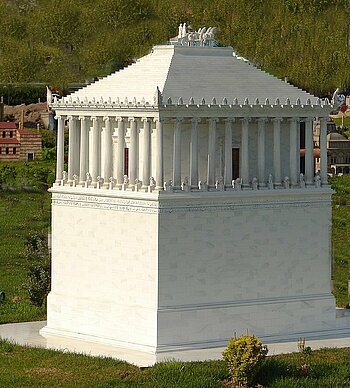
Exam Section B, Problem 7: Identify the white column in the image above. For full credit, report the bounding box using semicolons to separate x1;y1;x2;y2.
103;117;113;182
79;116;89;184
173;118;182;189
154;118;164;190
67;116;78;183
207;118;217;187
241;118;249;185
289;118;298;186
129;117;138;186
116;117;125;187
273;117;282;185
55;115;65;183
305;118;314;185
75;120;81;177
142;118;151;187
91;116;102;185
224;118;233;188
257;118;266;186
320;117;328;185
190;118;199;188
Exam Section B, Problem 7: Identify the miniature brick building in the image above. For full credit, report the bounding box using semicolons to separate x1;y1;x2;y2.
0;122;42;162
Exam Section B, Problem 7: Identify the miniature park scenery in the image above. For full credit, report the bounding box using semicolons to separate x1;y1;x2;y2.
1;1;350;387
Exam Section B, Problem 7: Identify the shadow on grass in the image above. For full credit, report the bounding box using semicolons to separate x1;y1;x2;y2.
256;357;297;386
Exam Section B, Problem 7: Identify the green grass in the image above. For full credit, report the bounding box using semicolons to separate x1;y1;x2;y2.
0;189;51;324
330;176;350;307
0;340;349;387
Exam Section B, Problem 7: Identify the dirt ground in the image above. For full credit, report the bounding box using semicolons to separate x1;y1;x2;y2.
4;102;48;126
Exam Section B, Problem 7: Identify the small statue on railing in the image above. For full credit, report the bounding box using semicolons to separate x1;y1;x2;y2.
109;177;115;190
283;176;290;189
300;173;305;188
96;176;103;189
199;180;208;191
181;176;190;192
61;171;68;186
233;177;242;191
86;172;92;188
268;174;274;190
252;177;258;190
314;174;321;188
149;177;156;192
72;174;78;187
164;180;174;193
215;176;224;191
122;175;129;191
134;179;142;192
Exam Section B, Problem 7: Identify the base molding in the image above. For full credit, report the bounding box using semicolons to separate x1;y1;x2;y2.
39;326;158;354
40;324;350;358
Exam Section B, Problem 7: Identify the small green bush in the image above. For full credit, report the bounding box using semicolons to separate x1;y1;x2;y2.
222;335;268;387
23;233;51;307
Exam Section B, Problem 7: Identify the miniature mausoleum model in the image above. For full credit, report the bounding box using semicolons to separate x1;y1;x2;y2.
41;26;349;360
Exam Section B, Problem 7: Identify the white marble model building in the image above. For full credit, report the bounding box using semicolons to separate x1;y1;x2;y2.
41;26;345;358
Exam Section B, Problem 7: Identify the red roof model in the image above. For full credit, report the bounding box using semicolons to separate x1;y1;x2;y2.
0;122;17;129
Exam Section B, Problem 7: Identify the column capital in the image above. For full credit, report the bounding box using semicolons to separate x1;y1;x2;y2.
128;117;139;123
257;117;268;123
103;116;115;123
91;116;103;122
191;117;201;124
79;115;90;121
54;115;66;120
240;117;251;123
224;117;235;124
67;115;78;121
301;117;314;123
153;117;164;123
272;117;283;123
115;116;126;123
208;117;219;123
141;117;152;123
288;117;300;123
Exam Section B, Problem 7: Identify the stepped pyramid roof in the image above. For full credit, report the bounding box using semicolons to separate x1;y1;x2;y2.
65;44;321;106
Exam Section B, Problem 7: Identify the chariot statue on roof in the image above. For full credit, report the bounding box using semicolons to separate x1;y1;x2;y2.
171;23;218;47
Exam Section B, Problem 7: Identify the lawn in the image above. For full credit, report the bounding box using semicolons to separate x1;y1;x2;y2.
0;189;51;324
330;175;350;307
0;339;349;387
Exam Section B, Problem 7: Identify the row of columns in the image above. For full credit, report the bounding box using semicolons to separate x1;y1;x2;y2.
176;116;327;189
56;115;328;191
56;116;164;189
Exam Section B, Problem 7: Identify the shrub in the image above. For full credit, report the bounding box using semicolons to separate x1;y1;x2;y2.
27;259;51;307
222;335;268;387
40;129;57;149
23;233;51;307
297;337;312;377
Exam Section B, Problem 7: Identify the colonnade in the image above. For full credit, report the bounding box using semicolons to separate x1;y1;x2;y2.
55;114;329;191
56;116;164;189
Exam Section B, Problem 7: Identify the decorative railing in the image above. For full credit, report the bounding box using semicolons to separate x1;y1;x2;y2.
55;172;325;193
